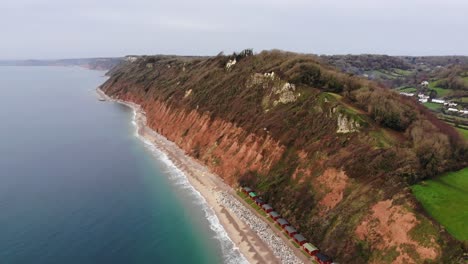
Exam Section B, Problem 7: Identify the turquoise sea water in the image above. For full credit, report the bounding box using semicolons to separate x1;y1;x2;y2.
0;66;243;264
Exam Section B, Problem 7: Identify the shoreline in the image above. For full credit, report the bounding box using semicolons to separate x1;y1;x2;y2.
96;88;305;264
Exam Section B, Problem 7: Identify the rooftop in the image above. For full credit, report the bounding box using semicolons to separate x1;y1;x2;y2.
277;218;289;226
285;226;297;233
269;211;280;217
303;243;318;252
316;252;332;261
293;233;306;242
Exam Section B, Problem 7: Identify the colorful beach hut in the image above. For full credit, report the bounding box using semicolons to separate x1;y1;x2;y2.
314;252;333;264
261;204;273;213
293;233;307;245
276;218;289;228
242;187;253;194
254;198;264;206
302;243;319;256
285;226;297;237
268;211;280;220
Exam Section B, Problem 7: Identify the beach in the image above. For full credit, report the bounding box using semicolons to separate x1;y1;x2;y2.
96;88;307;264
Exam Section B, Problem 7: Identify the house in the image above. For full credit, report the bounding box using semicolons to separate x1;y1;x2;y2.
248;192;257;199
276;218;289;228
448;108;459;112
314;252;333;264
419;98;428;103
400;92;414;97
421;81;429;87
261;204;273;213
432;99;445;104
285;226;297;236
268;211;280;220
293;233;307;245
448;102;458;107
254;198;265;206
302;243;319;256
242;187;253;194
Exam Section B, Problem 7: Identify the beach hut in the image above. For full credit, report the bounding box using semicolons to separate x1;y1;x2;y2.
285;226;297;236
248;192;257;199
293;233;307;245
314;252;333;264
242;187;253;194
268;211;280;220
261;204;273;213
276;218;289;228
254;198;265;206
302;243;319;256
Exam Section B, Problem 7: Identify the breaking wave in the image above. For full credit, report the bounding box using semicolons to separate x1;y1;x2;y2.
128;107;248;264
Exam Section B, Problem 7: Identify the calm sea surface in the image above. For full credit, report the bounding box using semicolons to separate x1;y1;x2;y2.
0;66;242;264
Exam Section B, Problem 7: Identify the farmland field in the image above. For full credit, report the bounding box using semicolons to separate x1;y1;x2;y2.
423;102;443;111
456;127;468;141
412;168;468;241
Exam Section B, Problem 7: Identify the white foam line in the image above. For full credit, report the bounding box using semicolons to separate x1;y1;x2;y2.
128;106;248;264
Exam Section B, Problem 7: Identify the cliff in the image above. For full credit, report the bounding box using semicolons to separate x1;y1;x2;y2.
101;51;466;263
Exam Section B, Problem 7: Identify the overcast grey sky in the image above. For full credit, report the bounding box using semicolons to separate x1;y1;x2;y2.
1;0;467;59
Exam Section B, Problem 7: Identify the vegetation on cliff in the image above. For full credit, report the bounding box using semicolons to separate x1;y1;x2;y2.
101;50;467;263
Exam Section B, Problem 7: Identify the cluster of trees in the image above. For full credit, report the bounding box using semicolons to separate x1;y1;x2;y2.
322;54;412;75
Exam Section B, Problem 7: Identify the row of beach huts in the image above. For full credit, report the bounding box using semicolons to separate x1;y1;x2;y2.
241;186;334;264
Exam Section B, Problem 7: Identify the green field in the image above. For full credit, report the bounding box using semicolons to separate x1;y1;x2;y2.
456;127;468;141
412;168;468;241
398;87;417;93
423;102;443;111
431;87;452;97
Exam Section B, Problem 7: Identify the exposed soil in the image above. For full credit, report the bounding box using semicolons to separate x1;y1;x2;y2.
355;200;439;263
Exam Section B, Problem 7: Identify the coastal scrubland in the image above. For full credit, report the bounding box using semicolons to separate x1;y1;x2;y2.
102;50;467;263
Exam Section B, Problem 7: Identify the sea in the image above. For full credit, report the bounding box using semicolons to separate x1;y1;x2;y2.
0;66;246;264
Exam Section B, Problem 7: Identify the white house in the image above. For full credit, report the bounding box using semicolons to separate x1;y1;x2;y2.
419;98;428;103
400;92;414;97
432;99;445;104
447;108;459;112
448;102;458;107
421;81;429;87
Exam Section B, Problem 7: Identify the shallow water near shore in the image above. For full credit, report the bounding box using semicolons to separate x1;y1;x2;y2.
0;66;243;263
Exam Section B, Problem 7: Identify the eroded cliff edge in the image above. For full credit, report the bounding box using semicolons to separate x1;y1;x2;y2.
101;51;466;263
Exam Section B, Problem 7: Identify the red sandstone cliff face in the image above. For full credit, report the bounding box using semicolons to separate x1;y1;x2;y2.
105;90;447;264
118;92;285;185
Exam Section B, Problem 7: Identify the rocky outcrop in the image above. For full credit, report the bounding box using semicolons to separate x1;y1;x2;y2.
336;113;360;133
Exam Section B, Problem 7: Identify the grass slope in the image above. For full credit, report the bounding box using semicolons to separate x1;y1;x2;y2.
456;127;468;141
412;168;468;241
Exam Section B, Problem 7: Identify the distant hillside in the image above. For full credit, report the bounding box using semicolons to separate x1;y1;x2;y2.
101;50;467;263
0;57;122;70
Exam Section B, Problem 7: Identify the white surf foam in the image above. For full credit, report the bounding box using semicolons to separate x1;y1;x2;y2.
128;107;248;264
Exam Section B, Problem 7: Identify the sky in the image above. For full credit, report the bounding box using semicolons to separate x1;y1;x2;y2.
1;0;468;59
